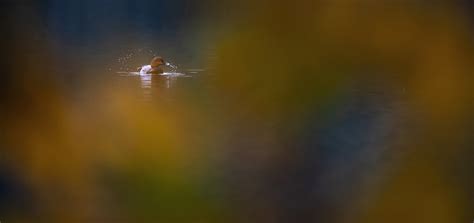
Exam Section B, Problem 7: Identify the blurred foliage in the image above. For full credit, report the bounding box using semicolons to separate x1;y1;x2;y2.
1;0;473;222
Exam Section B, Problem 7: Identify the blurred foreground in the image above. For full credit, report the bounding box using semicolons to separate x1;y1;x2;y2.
1;1;473;222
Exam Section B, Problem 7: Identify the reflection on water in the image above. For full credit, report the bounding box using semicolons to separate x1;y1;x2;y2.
117;71;196;101
140;74;153;101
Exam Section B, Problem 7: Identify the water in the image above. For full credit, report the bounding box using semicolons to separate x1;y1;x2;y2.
115;54;203;102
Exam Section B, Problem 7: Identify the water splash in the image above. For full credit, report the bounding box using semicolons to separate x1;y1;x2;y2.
114;48;160;71
165;62;179;73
